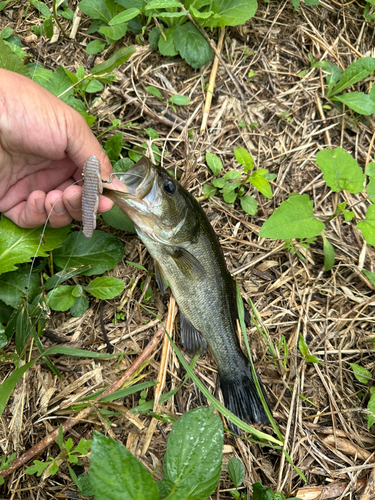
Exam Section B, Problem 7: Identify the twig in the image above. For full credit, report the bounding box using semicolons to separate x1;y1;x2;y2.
201;27;225;134
0;318;168;479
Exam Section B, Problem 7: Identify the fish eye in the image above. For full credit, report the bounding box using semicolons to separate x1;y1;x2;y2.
163;179;176;195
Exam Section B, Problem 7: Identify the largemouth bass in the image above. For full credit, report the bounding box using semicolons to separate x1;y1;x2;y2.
103;157;270;427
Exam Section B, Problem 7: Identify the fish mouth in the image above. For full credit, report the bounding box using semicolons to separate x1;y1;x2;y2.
116;157;154;199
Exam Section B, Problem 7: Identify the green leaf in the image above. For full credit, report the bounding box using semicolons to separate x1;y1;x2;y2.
350;363;372;384
0;324;7;349
367;176;375;202
146;128;159;139
47;286;76;311
212;178;225;188
102;204;135;233
25;460;51;476
30;0;51;17
104;132;123;161
330;57;375;96
70;293;89;317
234;147;254;172
227;457;245;488
53;230;124;276
315;148;365;194
168;94;190;106
305;355;321;364
252;482;285;500
298;334;309;357
0;266;40;308
367;390;375;429
85;277;125;299
43;16;54;38
1;27;13;39
250;171;273;199
0;216;70;274
203;184;217;198
78;0;112;22
99;23;128;41
314;60;342;95
163;407;223;499
259;195;324;240
240;195;257;215
86;40;106;54
202;0;257;28
322;234;335;271
363;269;375;287
0;0;13;12
44;66;74;102
146;85;163;99
222;190;237;203
158;27;178;57
146;0;181;8
91;46;135;75
224;171;242;180
344;210;355;222
173;22;212;69
333;92;375;115
357;205;375;246
206;152;222;174
89;431;159;500
0;38;29;75
109;7;140;24
84;78;104;93
367;162;375;177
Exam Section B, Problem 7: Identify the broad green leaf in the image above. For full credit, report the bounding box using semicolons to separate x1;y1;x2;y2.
330;57;375;96
234;147;254;171
223;171;241;180
305;354;321;364
44;66;74;102
47;286;76;311
168;94;190;105
30;67;53;86
206;152;222;174
363;269;375;287
102;204;136;233
86;40;106;54
1;27;13;39
85;277;125;299
357;205;375;246
78;0;112;23
222;190;237;203
203;184;217;198
259;194;325;239
84;79;104;93
298;334;309;357
202;0;257;28
43;16;54;38
344;210;355;221
163;407;223;500
0;0;13;12
0;38;29;75
53;230;124;276
158;27;178;57
316;147;365;194
252;481;285;500
99;23;128;41
173;22;212;69
222;180;241;192
0;216;70;274
322;234;335;271
240;195;257;215
30;0;51;17
146;85;163;99
212;178;225;188
89;431;159;500
0;324;7;349
350;363;372;384
333;92;375;116
367;162;375;177
146;0;181;8
0;266;40;308
314;60;342;95
70;293;89;317
91;46;135;75
104;132;123;161
367;177;375;202
250;171;272;199
367;389;375;429
146;128;159;139
109;7;140;24
227;457;245;488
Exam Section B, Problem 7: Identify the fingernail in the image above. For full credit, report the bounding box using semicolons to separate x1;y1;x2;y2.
67;195;81;210
36;194;45;213
53;200;66;215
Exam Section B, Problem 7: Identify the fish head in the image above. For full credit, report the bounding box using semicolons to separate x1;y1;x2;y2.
103;157;199;245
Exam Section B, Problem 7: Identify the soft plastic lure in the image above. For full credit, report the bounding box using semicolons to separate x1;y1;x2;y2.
82;156;103;238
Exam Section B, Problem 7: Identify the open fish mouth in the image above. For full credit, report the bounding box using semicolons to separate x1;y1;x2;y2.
116;157;154;199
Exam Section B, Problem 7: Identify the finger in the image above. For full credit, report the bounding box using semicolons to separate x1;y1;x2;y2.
44;190;74;228
2;191;49;228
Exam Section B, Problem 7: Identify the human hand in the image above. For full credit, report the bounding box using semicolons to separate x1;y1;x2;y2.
0;69;123;228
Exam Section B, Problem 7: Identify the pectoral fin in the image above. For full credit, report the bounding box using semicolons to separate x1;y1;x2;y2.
180;313;207;356
168;247;205;280
154;260;169;295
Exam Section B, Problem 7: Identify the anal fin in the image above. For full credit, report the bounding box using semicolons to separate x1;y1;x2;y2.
180;313;207;356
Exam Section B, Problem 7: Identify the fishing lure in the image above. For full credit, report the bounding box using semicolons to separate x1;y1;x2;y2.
82;156;103;238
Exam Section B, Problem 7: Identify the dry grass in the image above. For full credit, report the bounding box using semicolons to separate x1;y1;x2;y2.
1;1;375;499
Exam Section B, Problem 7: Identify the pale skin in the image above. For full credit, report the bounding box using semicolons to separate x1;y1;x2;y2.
0;69;124;228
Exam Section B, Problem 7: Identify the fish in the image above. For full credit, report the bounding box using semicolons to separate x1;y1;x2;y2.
103;157;270;428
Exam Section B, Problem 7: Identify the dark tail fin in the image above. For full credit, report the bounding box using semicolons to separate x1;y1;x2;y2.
219;361;270;433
